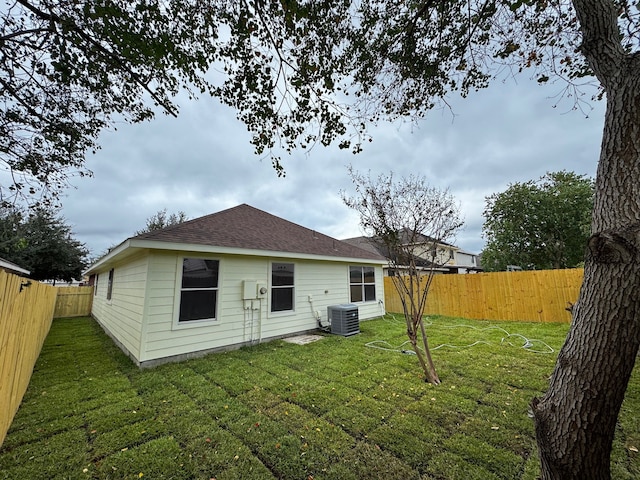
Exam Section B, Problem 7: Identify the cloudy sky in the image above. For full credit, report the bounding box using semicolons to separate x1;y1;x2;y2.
60;76;605;259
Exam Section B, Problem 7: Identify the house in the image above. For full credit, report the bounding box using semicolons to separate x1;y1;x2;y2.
0;257;30;277
342;234;482;275
85;204;387;367
455;250;482;274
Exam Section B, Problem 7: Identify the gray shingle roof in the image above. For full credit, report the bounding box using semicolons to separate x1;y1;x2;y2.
341;236;386;257
133;204;385;261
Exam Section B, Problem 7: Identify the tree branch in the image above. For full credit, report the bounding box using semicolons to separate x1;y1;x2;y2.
571;0;626;88
15;0;178;117
0;27;53;42
0;76;49;126
15;0;54;21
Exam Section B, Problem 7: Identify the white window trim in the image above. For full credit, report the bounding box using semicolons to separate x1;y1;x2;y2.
349;265;377;304
269;261;296;315
172;256;221;330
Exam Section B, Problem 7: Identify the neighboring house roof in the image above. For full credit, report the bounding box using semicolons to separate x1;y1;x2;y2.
342;235;483;273
87;204;386;273
344;229;456;250
0;256;30;276
342;236;442;269
402;230;457;249
340;236;383;257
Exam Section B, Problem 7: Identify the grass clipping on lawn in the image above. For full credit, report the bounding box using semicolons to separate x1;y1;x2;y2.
1;315;638;480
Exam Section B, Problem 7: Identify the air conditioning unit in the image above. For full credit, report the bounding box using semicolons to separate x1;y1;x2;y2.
327;304;359;336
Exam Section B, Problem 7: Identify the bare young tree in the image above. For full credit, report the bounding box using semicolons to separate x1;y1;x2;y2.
342;167;463;385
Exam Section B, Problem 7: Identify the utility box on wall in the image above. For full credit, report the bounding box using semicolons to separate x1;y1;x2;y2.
327;304;359;336
242;280;257;300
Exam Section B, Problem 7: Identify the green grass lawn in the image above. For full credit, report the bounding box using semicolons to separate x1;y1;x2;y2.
1;315;638;479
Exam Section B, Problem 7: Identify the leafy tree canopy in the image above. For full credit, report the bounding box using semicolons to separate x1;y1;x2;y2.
1;0;608;207
135;208;188;235
1;0;218;207
481;171;594;271
0;207;88;282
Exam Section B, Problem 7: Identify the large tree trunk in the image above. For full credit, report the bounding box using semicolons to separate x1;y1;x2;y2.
531;38;640;477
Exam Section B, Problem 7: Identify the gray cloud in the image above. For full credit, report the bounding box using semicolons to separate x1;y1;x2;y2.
62;77;604;260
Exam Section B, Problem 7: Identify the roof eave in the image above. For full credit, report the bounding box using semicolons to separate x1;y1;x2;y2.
84;239;133;275
85;239;386;272
0;259;30;276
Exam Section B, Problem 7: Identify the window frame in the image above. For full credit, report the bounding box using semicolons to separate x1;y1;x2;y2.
106;269;114;301
173;256;221;329
349;265;377;303
270;261;295;314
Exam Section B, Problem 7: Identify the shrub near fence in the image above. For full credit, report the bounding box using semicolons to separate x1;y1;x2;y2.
384;268;584;323
0;270;57;447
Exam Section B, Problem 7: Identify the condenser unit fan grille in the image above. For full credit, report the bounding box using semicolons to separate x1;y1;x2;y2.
327;304;359;336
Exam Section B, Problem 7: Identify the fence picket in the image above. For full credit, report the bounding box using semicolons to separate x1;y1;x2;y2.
53;286;93;318
384;268;583;323
0;271;57;447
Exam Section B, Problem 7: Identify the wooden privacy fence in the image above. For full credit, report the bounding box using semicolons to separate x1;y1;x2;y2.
0;270;57;447
384;268;584;323
53;286;93;318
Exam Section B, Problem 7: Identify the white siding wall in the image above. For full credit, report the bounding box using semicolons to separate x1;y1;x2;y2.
457;251;477;267
140;252;385;363
91;252;150;361
415;244;457;266
143;253;257;361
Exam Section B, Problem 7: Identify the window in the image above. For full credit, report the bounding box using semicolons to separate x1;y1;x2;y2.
93;274;98;296
271;262;294;312
350;266;376;303
179;258;219;322
106;269;114;300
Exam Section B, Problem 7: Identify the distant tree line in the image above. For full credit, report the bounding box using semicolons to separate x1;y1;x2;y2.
481;171;594;272
0;207;88;283
135;209;188;235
